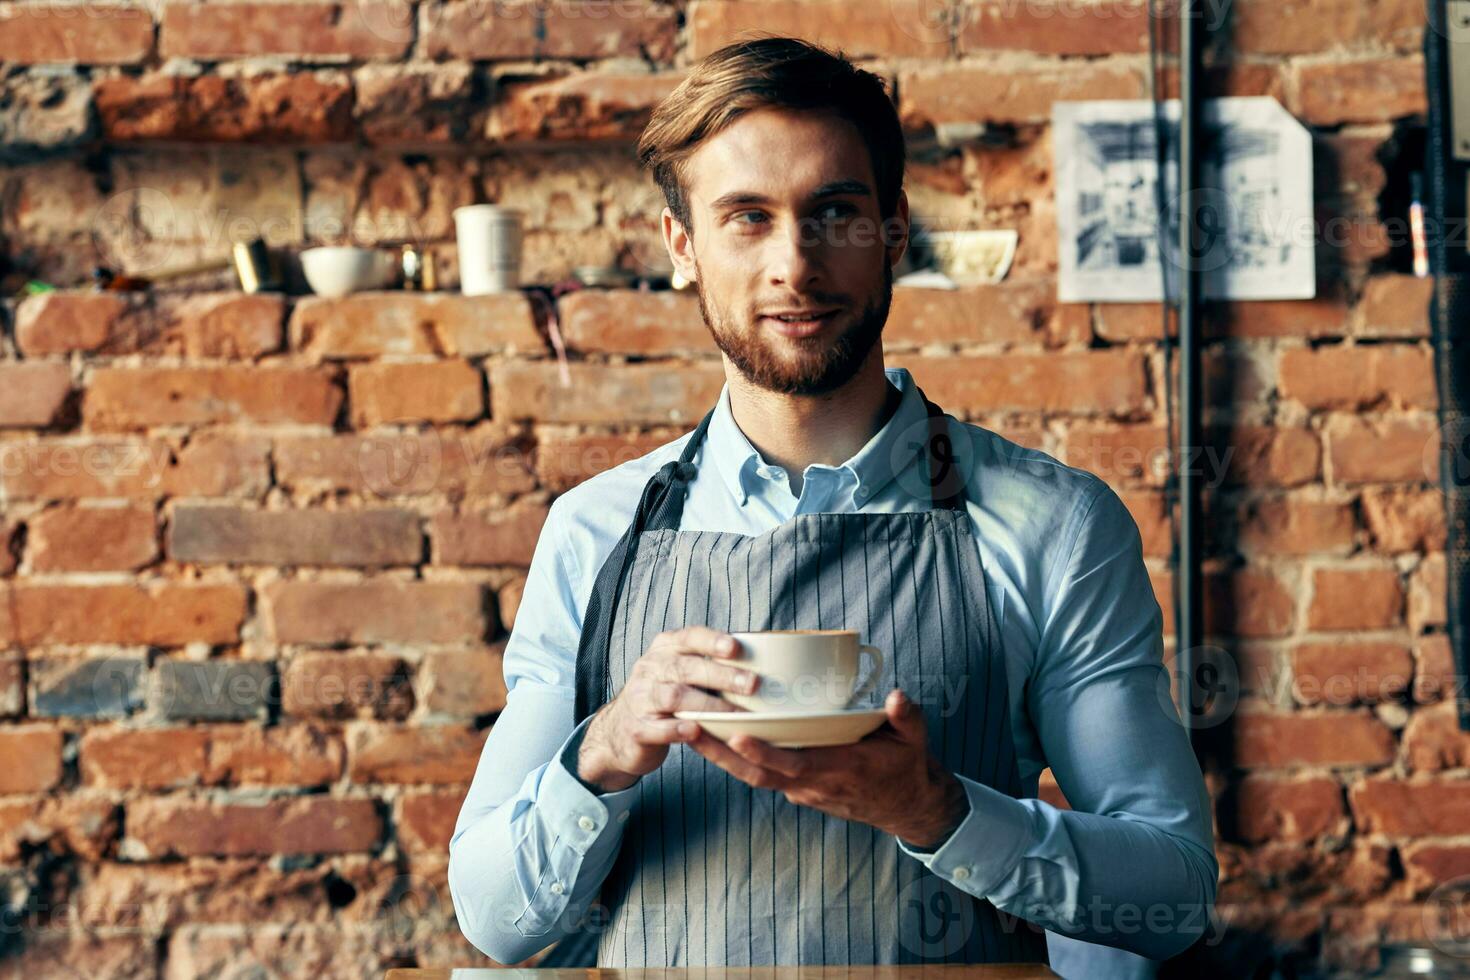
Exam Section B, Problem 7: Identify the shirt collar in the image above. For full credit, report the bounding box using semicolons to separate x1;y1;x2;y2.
702;366;930;506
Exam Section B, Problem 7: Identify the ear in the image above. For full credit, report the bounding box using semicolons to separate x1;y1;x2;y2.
662;207;698;283
885;188;910;272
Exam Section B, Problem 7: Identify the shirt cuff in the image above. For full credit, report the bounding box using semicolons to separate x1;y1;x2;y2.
539;713;642;852
896;773;1037;897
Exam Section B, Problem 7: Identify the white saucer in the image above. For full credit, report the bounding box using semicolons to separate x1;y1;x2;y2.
674;707;888;748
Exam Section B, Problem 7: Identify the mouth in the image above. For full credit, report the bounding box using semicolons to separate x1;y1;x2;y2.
760;309;841;337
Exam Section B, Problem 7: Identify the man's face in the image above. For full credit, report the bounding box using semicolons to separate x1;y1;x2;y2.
663;107;909;396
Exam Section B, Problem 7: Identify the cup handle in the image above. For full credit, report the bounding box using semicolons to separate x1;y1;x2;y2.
848;645;885;707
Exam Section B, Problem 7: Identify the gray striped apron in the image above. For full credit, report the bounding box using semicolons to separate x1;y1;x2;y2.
564;388;1049;967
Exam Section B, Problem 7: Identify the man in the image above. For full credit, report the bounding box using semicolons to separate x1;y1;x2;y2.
449;36;1216;976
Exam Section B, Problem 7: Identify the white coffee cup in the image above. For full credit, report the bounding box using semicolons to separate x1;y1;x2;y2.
454;204;522;294
722;630;885;714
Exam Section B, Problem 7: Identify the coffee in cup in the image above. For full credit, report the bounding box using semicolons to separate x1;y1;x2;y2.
721;629;884;714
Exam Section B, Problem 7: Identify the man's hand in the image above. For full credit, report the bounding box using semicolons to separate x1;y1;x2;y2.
577;626;760;793
687;688;970;847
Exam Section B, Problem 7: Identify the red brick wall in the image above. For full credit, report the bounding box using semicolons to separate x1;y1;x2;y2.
0;1;1459;976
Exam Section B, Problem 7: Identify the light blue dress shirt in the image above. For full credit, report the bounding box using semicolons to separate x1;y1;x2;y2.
449;366;1217;976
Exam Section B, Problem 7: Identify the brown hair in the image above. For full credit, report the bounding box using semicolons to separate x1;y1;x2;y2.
636;35;905;238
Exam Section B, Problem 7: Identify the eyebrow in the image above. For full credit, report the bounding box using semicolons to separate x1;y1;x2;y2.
706;179;873;212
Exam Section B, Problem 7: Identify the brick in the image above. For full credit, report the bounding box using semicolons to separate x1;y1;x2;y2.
27;504;158;572
0;727;64;794
558;289;710;354
1232;0;1424;54
1206;568;1296;638
152;660;276;723
0;2;153;64
1231;775;1346;843
125;796;382;858
430;504;548;567
81;724;343;790
0;658;21;717
1117;489;1170;558
533;428;677;493
160;0;412;60
0;584;246;647
1357;275;1432;338
689;0;949;58
422;0;676;61
1233;708;1397;768
15;291;284;358
0;933;153;979
1316;131;1390;205
168;506;422;567
490;361;725;426
1216;425;1323;488
273;427;537;498
891;351;1149;416
95;71;355;143
1360;487;1446;552
289;292;543;358
77;858;388;929
1403;701;1470;771
958;0;1152;55
886;280;1090;349
1279;345;1435;411
355;62;478;145
420;646;507;717
31;657;146;719
0;434;271;500
1294;58;1427;126
1412;633;1456;703
397;789;461;855
0;521;14;577
1409;553;1446;630
1350;777;1470;836
348;361;483;427
1234;496;1355;556
1058;424;1169;486
1291;641;1413;705
0;70;94;157
84;366;341;430
1205;295;1351;340
281;652;414;720
1403;842;1470;895
1308;566;1404;630
484;70;683;142
0;796;119;861
901;63;1144;128
161;923;386;980
499;575;525;631
264;580;490;645
1218;839;1391;904
1326;415;1439;485
0;362;71;428
347;724;482;785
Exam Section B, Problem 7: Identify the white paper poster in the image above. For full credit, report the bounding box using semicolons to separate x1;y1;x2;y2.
1053;97;1315;303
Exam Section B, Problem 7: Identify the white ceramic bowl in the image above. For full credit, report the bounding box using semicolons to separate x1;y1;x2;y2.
300;246;396;297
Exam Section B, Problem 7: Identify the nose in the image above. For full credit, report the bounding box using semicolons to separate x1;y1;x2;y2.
766;216;825;291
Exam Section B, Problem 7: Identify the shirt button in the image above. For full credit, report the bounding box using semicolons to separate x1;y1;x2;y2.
857;487;870;499
550;881;565;895
953;866;971;880
577;815;596;832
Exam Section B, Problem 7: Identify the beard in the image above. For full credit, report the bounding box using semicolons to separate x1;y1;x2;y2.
694;260;893;397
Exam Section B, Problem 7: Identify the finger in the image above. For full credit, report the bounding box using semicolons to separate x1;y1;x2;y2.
651;680;746;715
688;731;792;791
662;626;741;659
885;688;926;742
632;717;702;745
672;654;760;698
728;734;809;778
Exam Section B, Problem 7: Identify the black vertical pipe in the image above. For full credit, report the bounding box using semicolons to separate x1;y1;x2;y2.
1424;0;1470;731
1176;0;1205;736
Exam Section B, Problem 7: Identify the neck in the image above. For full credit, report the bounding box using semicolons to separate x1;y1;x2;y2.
725;352;900;498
